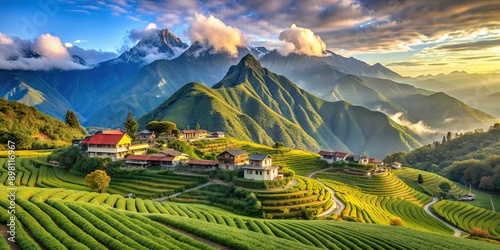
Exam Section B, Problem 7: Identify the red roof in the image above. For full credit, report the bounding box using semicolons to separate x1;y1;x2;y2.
81;138;90;145
318;151;349;157
87;134;127;145
187;159;218;166
391;162;402;165
369;158;383;163
182;130;208;134
125;155;174;162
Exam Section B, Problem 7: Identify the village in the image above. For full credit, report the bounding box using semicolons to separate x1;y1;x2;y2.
71;128;403;183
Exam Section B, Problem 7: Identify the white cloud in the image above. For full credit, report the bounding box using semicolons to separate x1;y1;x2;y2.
389;112;436;135
0;33;13;45
73;39;87;44
0;33;91;70
64;42;73;48
188;13;246;56
128;22;159;42
34;34;70;60
278;24;326;56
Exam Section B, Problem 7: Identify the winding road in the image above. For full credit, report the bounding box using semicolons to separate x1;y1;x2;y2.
423;197;466;237
307;168;346;216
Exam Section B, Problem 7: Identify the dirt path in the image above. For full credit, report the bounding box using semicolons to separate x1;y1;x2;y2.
424;198;466;237
152;181;217;202
159;223;230;250
490;195;496;212
307;168;346;216
0;224;20;250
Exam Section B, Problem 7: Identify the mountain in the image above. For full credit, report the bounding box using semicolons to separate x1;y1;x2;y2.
83;43;270;127
0;29;189;124
138;54;423;158
113;29;188;64
260;52;497;132
0;99;85;149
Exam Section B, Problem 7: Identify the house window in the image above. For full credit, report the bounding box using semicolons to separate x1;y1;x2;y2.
266;170;269;175
247;170;252;174
260;171;262;175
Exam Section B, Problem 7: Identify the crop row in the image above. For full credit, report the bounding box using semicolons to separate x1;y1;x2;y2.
432;200;500;237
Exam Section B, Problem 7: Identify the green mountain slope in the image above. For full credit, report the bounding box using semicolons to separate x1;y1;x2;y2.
139;54;422;158
260;52;497;132
0;99;85;149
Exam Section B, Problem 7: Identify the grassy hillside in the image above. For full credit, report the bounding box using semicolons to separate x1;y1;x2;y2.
0;99;85;150
401;127;500;192
1;186;498;250
139;54;423;159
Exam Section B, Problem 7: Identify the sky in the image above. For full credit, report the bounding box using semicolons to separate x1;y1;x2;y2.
0;0;499;76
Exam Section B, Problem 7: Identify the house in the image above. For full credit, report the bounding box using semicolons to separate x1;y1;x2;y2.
84;133;149;161
186;159;219;170
242;153;280;181
155;149;189;166
124;155;175;169
182;129;208;140
137;130;155;140
318;150;349;164
210;132;225;138
218;149;249;170
369;158;383;166
390;162;402;168
349;154;370;164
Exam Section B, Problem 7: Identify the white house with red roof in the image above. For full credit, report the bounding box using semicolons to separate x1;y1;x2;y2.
182;129;208;140
83;130;149;161
242;153;280;181
318;150;349;164
390;162;403;168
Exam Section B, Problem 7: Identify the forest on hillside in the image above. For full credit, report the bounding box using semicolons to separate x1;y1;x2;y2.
385;124;500;192
0;99;85;150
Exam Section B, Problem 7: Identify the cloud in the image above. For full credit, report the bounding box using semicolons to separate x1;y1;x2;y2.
66;45;118;65
0;33;90;71
127;15;143;22
427;63;448;66
277;24;326;56
73;39;87;44
459;55;496;60
0;33;13;45
128;22;159;42
434;38;500;51
188;13;246;56
34;34;71;59
389;112;436;135
386;61;424;67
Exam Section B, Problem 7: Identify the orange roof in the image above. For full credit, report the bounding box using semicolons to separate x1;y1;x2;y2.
125;155;175;161
187;159;218;166
101;130;125;134
391;162;402;165
369;158;383;163
87;134;126;145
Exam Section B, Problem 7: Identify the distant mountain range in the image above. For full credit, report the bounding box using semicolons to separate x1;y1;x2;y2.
138;54;422;158
260;52;497;132
1;28;498;156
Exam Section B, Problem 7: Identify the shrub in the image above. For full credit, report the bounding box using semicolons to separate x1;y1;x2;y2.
390;217;404;226
470;227;491;238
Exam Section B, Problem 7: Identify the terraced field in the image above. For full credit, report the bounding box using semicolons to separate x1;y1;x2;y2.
232;138;328;175
393;168;467;197
1;186;497;250
175;176;333;218
0;158;207;198
316;171;431;206
432;200;500;237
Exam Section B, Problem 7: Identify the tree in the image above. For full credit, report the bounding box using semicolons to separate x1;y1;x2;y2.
65;111;80;128
146;121;178;136
439;181;451;193
442;136;446;144
85;170;111;193
417;173;424;184
195;123;200;130
272;142;284;148
446;131;452;142
123;111;138;141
